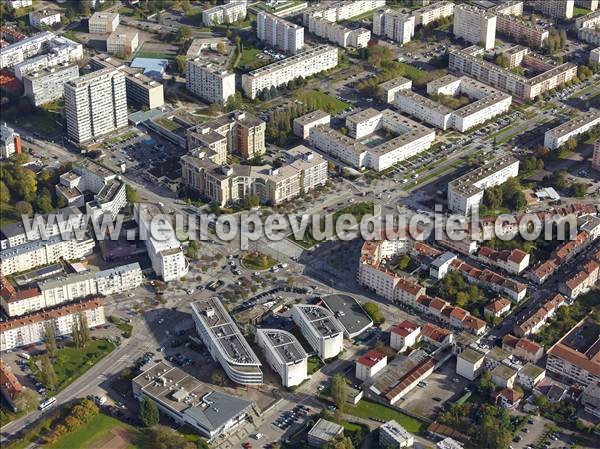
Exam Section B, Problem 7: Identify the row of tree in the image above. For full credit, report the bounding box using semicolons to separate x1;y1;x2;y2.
43;398;99;445
482;177;527;213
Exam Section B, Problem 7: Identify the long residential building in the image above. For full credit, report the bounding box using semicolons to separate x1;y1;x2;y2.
256;328;307;387
453;4;497;50
257;11;304;54
132;361;253;441
22;62;80;106
546;318;600;386
412;1;454;26
307;15;371;49
0;297;105;351
0;263;142;317
302;0;386;24
495;14;549;48
191;298;263;385
0;234;95;276
64;67;128;144
576;8;600;28
448;155;519;215
532;0;574;19
293;110;331;139
309;108;435;172
544;109;600;150
181;144;327;207
292;304;344;360
88;11;120;33
373;8;415;44
202;1;247;26
449;46;577;101
90;54;164;109
241;45;338;99
134;203;188;282
396;75;512;132
186;59;235;105
579;26;600;45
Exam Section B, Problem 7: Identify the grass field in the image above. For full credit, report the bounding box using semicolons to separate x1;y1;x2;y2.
293;90;350;115
240;251;277;270
48;413;141;449
30;339;116;393
397;62;427;80
0;204;18;227
237;42;270;69
346;399;425;433
307;356;324;374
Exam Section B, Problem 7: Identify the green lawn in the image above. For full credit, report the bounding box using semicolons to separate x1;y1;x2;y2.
397;62;427;80
0;203;18;227
307;356;324;374
333;202;373;222
293;90;350;115
237;43;270;69
240;251;277;270
47;413;141;449
573;6;590;16
30;339;116;393
118;6;144;19
346;399;425;434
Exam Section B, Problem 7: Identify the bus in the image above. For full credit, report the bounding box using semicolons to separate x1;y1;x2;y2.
38;397;57;410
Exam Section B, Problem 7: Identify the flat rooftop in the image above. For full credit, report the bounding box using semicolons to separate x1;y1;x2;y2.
546;109;600;139
449;155;518;196
257;329;306;364
294;304;344;338
346;107;382;125
294;109;330;126
321;294;373;337
192;298;261;367
379;76;412;91
308;418;343;442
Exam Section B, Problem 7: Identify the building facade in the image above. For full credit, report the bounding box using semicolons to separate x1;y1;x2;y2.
453;4;497;50
257;11;304;54
186;59;235;105
23;62;79;106
256;328;307;387
292;304;344;360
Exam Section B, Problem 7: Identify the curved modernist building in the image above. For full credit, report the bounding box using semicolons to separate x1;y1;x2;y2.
256;328;307;387
292;304;344;360
192;298;263;385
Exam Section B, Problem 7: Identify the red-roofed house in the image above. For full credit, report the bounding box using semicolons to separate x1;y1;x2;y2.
421;323;453;347
560;260;599;300
477;247;530;274
356;349;387;381
493;387;523;409
484;298;512;319
0;359;23;412
502;334;544;363
390;320;421;352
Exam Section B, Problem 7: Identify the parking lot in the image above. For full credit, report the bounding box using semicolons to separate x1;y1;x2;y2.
401;359;470;419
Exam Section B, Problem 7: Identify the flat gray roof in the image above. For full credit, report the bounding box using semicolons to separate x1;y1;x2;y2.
257;329;306;364
321;294;373;337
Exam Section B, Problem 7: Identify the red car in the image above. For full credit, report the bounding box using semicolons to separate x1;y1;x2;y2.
242;443;252;449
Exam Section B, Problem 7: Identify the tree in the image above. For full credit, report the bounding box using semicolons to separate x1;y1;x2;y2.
187;240;198;259
330;373;348;412
78;312;90;346
396;254;411;271
15;200;33;217
210;369;227;386
571;182;587;197
143;425;195;449
479;405;512;449
325;435;354;449
197;440;210;449
35;187;53;213
478;371;496;397
363;302;384;324
138;397;160;427
177;25;192;42
0;180;10;203
44;321;58;358
180;0;191;13
216;41;227;55
80;0;90;17
13;167;37;201
175;55;187;75
126;184;141;203
40;354;58;390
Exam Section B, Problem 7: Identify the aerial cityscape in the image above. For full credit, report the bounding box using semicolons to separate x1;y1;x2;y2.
0;1;599;449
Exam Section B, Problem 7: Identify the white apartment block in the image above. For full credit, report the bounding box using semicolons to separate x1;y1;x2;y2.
302;0;386;24
448;156;520;215
0;123;20;160
192;298;263;385
308;15;371;49
1;263;142;317
202;1;247;26
380;76;412;104
2;32;83;80
453;4;496;50
6;0;32;8
186;59;236;105
64;67;128;144
256;328;307;387
107;29;139;56
532;0;574;19
23;62;79;106
449;46;577;101
379;421;414;449
0;207;83;250
495;14;548;48
346;108;382;139
579;26;600;45
0;235;95;276
309;109;435;172
390;320;421;352
544;109;600;150
412;1;454;26
293;110;331;139
576;9;600;28
373;8;415;44
257;11;304;54
0;298;105;351
134;203;188;282
29;9;61;29
356;350;387;381
242;45;338;99
593;141;600;170
90;54;164;109
590;47;600;65
292;304;344;360
576;0;599;11
89;11;120;33
489;1;524;16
